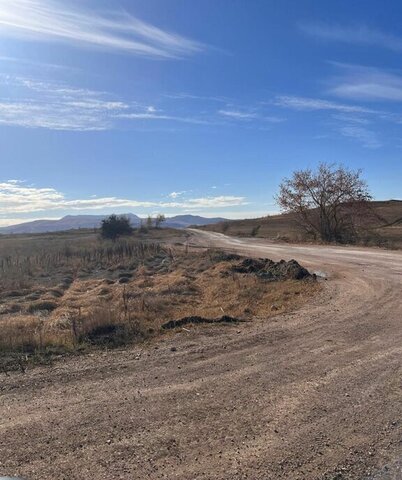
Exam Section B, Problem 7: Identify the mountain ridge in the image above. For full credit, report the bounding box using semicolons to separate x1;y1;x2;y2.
0;213;228;234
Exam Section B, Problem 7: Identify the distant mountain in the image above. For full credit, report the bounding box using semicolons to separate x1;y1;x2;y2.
0;214;141;234
0;214;227;234
164;215;228;229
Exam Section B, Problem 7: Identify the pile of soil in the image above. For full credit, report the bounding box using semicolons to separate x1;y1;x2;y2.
231;257;313;280
161;315;241;330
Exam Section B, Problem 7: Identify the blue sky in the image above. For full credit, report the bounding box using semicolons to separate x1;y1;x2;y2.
0;0;401;226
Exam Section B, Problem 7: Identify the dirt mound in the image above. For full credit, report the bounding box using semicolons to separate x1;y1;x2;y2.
162;315;241;330
232;257;313;280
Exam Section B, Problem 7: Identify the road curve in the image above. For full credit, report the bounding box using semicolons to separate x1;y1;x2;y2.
1;232;401;480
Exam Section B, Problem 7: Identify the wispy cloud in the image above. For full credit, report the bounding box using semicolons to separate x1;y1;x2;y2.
331;113;370;125
168;191;186;199
0;0;204;58
115;112;213;125
218;109;257;120
336;125;381;149
0;74;288;131
327;63;402;102
0;102;115;131
0;54;70;70
330;114;380;148
164;93;229;103
275;94;385;148
300;22;402;52
167;94;286;123
0;75;216;130
0;75;129;130
0;180;248;217
218;109;285;123
274;95;378;114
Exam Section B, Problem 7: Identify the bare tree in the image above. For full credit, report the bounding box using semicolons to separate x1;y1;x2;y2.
276;163;372;242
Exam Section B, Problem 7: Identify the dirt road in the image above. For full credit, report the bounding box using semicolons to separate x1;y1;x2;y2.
1;231;402;479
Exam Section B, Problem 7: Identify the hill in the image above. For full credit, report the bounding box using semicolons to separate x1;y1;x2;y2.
0;214;227;235
162;214;227;228
199;200;402;248
0;214;141;234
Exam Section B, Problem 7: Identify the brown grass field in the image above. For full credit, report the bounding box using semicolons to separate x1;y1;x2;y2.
200;200;402;248
0;228;318;371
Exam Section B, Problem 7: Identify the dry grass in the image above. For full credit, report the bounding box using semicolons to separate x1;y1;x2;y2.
0;235;167;288
0;233;319;370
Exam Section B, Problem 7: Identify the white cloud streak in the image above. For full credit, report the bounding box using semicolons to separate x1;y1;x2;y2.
0;0;204;58
168;191;186;199
0;54;69;70
0;75;287;131
336;125;381;149
165;93;230;103
115;112;213;125
0;76;128;130
0;75;216;130
328;64;402;102
218;109;285;123
300;23;402;52
274;95;378;114
331;113;370;125
0;181;248;216
0;101;116;131
218;110;258;120
275;94;385;148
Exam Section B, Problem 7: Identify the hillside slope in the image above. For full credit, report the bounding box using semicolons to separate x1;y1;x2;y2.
200;200;402;248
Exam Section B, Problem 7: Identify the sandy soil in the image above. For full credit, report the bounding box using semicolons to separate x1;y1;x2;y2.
1;231;402;480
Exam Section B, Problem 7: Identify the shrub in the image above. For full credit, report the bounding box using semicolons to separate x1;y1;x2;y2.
250;225;261;237
101;214;133;240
